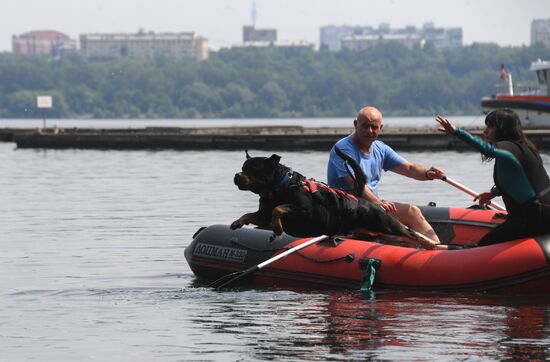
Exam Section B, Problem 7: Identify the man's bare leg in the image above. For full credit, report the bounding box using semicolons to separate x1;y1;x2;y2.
391;202;441;243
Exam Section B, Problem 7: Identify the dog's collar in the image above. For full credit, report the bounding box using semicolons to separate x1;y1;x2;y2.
274;169;293;190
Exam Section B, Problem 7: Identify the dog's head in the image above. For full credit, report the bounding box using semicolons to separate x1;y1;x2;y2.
234;151;283;194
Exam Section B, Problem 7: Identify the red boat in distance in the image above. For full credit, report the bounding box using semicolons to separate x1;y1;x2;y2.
481;59;550;128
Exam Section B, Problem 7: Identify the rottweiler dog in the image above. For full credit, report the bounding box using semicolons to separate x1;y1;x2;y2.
230;148;436;249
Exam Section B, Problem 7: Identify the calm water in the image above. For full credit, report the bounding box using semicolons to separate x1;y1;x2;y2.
2;121;550;361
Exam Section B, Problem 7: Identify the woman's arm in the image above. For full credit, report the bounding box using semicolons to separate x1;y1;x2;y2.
435;115;513;160
435;115;536;204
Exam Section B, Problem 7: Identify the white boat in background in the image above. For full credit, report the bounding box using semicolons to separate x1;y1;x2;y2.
481;59;550;128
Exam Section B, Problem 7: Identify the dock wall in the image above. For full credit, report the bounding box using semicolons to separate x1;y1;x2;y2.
3;126;550;151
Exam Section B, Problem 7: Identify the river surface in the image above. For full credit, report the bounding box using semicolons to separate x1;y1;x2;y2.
2;117;550;361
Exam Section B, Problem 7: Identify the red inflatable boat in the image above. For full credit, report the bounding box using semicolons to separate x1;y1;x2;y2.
185;206;550;294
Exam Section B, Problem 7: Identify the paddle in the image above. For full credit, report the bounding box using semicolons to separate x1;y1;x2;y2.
208;234;329;290
442;176;506;211
405;227;442;249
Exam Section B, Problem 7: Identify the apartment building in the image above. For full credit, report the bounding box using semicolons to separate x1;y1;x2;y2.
12;30;77;56
79;30;209;61
321;22;462;51
243;25;277;44
532;19;550;48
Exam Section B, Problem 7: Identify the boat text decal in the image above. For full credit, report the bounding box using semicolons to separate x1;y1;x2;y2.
193;243;247;263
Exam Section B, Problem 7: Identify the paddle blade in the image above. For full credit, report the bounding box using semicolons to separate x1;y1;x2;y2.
214;266;259;290
207;270;244;289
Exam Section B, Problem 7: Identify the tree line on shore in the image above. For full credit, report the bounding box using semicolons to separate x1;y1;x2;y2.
0;43;549;119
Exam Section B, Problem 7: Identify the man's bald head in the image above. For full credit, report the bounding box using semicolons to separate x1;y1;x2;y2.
356;106;382;124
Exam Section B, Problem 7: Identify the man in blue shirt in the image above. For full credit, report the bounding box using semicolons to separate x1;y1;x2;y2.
327;106;444;242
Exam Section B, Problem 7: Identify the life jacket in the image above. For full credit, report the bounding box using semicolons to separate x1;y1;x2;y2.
504;141;550;204
302;178;358;202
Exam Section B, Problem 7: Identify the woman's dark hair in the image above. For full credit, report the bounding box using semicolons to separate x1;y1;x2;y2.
484;108;539;160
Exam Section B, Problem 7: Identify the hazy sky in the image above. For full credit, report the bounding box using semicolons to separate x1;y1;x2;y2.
1;0;548;51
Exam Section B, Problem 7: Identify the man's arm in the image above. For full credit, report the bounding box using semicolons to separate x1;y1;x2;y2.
391;161;444;180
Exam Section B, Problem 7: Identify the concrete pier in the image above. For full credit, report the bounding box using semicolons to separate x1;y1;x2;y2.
3;126;550;151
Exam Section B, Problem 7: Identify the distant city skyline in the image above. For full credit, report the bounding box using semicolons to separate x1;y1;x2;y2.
1;0;548;52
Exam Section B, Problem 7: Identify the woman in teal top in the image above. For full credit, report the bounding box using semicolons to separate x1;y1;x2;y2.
436;109;550;245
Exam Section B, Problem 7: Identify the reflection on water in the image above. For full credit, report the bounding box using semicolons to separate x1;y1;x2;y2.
1;141;549;360
184;290;550;361
317;292;550;361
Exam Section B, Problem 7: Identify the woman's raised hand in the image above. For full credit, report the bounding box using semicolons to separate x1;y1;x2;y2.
435;115;457;136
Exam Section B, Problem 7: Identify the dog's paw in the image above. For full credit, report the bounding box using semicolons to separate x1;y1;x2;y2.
230;220;243;230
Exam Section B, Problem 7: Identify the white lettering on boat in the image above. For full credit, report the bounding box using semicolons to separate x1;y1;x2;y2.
193;243;248;263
